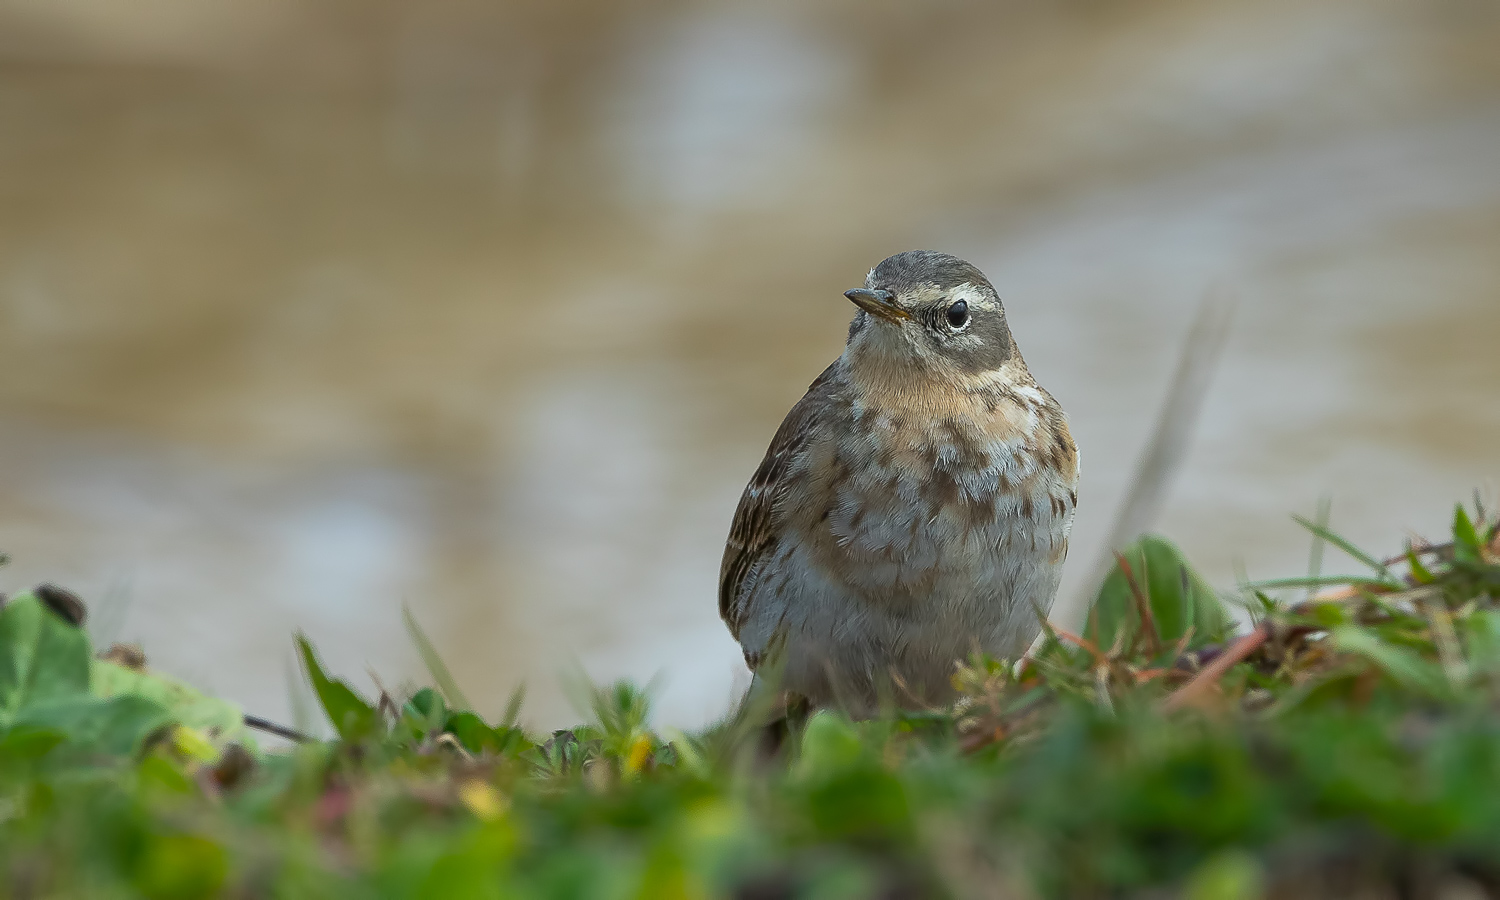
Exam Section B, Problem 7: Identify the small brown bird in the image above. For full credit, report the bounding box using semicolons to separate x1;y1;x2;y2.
720;251;1079;713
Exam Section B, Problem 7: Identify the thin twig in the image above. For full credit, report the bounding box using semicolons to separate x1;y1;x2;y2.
244;714;312;743
1160;624;1269;713
1052;627;1104;662
1115;553;1162;657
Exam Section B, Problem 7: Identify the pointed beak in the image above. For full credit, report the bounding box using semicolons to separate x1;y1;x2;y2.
844;288;909;322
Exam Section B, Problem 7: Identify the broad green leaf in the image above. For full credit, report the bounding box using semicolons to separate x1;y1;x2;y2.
13;694;172;756
394;687;445;745
400;686;447;739
406;686;446;722
0;723;66;767
1088;535;1228;654
295;634;381;743
92;659;253;751
0;593;94;727
445;711;516;756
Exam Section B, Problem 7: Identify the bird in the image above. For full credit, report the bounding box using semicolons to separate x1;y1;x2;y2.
719;250;1079;714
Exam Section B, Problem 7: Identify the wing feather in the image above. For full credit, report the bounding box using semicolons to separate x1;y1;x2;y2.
719;363;839;650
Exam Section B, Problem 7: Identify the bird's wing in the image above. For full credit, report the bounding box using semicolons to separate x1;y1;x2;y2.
719;363;839;653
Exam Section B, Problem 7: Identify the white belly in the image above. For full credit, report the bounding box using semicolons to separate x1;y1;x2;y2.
737;456;1076;710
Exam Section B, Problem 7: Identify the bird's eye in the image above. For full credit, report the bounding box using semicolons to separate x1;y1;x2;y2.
946;299;970;330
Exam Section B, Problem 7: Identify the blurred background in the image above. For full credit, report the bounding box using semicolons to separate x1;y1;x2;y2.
0;0;1496;730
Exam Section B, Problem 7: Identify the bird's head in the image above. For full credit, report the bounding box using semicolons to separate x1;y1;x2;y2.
843;250;1018;381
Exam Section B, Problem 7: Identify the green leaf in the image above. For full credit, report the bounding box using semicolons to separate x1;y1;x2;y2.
444;711;494;753
295;634;381;743
1462;611;1500;674
13;695;173;756
795;711;863;778
1292;515;1399;585
1088;535;1228;654
396;687;447;745
1331;626;1448;698
499;682;526;731
1405;547;1436;585
405;686;447;724
580;678;654;761
0;593;94;727
1304;496;1334;590
403;605;472;712
1295;601;1355;630
0;724;66;768
444;711;529;756
92;658;253;751
1453;504;1482;564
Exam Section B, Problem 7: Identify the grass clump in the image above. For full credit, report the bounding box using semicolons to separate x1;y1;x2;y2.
2;502;1500;898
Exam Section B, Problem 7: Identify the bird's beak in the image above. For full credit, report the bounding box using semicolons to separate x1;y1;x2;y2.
844;288;909;322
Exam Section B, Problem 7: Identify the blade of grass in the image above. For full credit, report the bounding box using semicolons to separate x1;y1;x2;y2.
286;653;326;740
1244;575;1394;592
1405;545;1437;584
1305;497;1333;603
403;604;472;712
1330;625;1448;698
296;634;380;741
1453;504;1482;563
1290;516;1399;585
500;682;526;730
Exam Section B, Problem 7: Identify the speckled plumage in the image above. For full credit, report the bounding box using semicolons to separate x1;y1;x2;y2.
720;251;1078;712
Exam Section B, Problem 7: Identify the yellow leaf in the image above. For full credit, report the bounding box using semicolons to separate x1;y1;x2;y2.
456;780;507;821
171;726;221;764
624;734;654;775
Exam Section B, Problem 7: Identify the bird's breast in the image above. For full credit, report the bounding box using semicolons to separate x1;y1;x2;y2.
788;386;1077;602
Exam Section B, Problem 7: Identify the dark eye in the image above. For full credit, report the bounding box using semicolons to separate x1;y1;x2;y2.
946;299;969;329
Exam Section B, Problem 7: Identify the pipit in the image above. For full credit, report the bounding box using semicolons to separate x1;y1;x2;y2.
720;251;1079;712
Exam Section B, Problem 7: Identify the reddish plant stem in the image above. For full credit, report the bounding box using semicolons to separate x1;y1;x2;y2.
1160;624;1269;713
1114;553;1162;657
